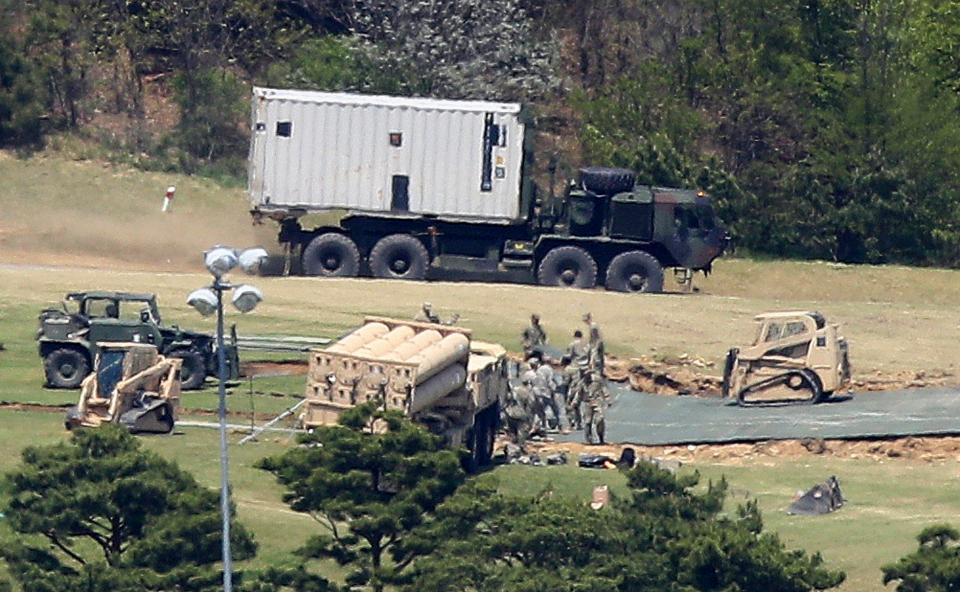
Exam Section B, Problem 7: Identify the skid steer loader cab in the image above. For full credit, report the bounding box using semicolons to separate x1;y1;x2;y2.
722;311;850;406
65;342;181;434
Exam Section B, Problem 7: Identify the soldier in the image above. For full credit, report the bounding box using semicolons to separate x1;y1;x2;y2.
504;373;535;448
564;329;589;430
521;313;547;358
588;322;605;376
582;370;608;445
537;359;567;431
529;358;564;432
415;302;442;324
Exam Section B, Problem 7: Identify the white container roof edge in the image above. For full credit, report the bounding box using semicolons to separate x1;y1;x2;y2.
252;86;523;115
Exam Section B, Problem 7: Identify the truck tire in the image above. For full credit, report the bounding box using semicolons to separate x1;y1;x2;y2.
604;250;664;293
170;350;206;390
302;233;361;277
579;167;636;195
537;246;598;289
44;347;90;389
369;234;430;281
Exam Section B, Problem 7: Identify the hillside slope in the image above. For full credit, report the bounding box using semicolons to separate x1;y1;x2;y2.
0;151;275;270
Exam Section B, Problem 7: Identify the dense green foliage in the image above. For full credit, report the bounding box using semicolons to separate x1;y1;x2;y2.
403;463;845;592
882;524;960;591
0;35;44;146
258;403;467;592
1;0;960;265
1;426;257;591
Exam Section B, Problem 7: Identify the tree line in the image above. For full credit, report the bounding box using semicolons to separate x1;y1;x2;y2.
1;0;959;266
2;411;958;591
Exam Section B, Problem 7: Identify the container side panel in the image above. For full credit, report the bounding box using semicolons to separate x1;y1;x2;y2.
252;93;522;220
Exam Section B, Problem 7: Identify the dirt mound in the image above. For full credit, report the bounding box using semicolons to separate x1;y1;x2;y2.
605;355;722;396
529;436;960;466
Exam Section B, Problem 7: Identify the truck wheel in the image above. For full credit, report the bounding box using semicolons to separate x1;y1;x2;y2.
44;348;90;389
171;350;206;390
604;251;664;293
537;246;598;289
302;233;361;277
579;167;636;195
369;234;429;281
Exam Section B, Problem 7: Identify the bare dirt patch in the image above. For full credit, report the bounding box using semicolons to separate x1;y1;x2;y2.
240;360;309;377
530;436;960;466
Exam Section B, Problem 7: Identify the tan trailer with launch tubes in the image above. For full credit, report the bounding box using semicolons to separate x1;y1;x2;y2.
300;317;506;467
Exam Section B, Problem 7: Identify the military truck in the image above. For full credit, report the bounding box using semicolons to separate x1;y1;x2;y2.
65;342;181;434
248;88;727;293
37;291;239;390
300;317;507;467
722;311;851;406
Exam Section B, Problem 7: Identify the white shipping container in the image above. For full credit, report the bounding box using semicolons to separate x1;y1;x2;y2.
248;87;526;222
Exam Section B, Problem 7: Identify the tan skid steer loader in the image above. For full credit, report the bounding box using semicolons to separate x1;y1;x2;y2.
722;311;850;406
65;342;181;433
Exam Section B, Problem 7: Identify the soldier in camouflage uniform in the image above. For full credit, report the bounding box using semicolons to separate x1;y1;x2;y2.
582;370;608;445
415;302;442;324
521;313;548;358
504;373;535;448
564;329;588;430
588;323;605;376
529;358;565;431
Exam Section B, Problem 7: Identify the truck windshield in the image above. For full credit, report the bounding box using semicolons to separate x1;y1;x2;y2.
696;205;716;230
675;205;715;231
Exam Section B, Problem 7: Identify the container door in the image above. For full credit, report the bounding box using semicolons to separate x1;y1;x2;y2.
248;96;270;203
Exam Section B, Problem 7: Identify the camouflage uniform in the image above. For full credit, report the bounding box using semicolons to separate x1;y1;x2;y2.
519;365;545;432
533;362;565;431
564;336;589;430
582;371;608;445
588;323;605;376
415;302;441;324
521;314;547;358
504;378;535;448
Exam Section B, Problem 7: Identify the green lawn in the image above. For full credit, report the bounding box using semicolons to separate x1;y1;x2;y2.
0;410;952;590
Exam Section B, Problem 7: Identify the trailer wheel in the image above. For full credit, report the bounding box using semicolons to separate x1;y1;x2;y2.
604;250;664;293
170;350;206;390
44;347;90;389
369;234;429;281
579;167;636;195
537;246;598;289
302;233;361;277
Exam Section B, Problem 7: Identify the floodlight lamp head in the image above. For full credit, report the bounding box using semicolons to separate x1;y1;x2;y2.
187;288;218;316
231;284;263;313
239;247;269;275
204;247;238;278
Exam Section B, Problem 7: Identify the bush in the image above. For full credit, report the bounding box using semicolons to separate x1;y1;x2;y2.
0;36;45;147
172;68;248;173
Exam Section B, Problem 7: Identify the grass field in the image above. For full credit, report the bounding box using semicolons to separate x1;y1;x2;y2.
2;151;960;590
0;410;955;591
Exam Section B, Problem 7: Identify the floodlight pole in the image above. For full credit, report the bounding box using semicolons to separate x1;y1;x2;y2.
214;277;234;592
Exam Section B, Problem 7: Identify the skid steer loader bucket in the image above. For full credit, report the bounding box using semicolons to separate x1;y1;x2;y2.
66;342;181;434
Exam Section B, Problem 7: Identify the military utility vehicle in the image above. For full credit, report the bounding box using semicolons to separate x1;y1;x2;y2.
722;311;851;406
65;342;181;434
300;317;507;467
37;291;239;390
248;88;727;292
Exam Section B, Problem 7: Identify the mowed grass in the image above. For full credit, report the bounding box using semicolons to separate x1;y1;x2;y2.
0;411;956;591
0;150;275;270
2;151;959;590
